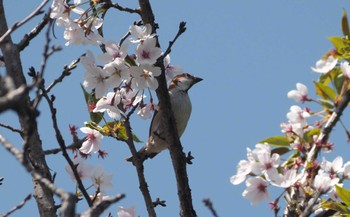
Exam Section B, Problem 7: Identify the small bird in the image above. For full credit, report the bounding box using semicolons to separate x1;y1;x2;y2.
127;73;202;162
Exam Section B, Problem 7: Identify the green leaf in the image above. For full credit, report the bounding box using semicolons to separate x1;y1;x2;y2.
342;9;350;37
322;200;350;214
271;147;290;156
80;84;103;124
303;128;321;143
334;70;345;94
318;99;335;109
132;133;142;143
260;136;290;147
336;185;350;207
84;121;107;135
314;81;337;101
329;36;347;54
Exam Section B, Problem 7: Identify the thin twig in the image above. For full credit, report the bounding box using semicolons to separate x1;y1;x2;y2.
44;137;85;155
45;56;81;93
161;22;187;59
0;0;49;44
40;88;93;207
203;198;219;217
0;134;77;216
1;194;32;217
0;122;22;135
18;12;51;52
111;3;141;14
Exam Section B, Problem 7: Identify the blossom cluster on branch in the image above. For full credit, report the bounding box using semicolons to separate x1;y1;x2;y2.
231;10;350;216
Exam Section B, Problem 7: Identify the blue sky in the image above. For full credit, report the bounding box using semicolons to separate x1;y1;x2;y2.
1;1;350;216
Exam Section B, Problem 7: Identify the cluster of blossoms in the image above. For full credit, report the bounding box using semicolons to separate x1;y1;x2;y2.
231;52;350;212
50;0;184;155
65;158;136;216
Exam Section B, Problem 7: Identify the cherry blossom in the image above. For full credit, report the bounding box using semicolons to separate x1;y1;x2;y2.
164;54;184;81
137;102;158;120
269;168;300;188
65;158;94;181
320;156;343;175
287;83;309;102
313;170;339;194
93;92;125;119
81;52;110;98
242;177;269;205
129;24;154;43
91;165;113;193
79;127;104;154
340;61;350;78
311;55;338;73
136;37;162;65
342;161;350;179
286;105;310;126
103;58;130;88
130;64;161;90
99;42;128;64
230;159;253;185
117;206;136;217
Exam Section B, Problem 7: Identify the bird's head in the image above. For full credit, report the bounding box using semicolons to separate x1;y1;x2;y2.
169;73;203;92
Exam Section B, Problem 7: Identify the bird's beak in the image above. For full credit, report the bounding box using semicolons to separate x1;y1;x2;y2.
193;76;203;84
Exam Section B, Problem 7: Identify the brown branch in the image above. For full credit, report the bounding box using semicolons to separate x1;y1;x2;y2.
80;194;126;217
44;138;85;155
161;22;187;59
0;122;22;135
40;89;93;207
202;198;219;217
17;12;51;52
1;194;32;217
111;3;141;15
0;0;48;44
0;134;77;217
0;1;57;215
124;120;157;217
138;1;197;216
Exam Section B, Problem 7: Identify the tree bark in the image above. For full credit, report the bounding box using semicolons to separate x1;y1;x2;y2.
0;1;56;216
138;1;197;216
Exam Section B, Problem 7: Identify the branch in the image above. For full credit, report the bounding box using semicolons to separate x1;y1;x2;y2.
0;0;49;44
1;194;32;217
138;1;197;216
0;134;77;217
17;12;51;52
0;122;22;135
111;3;141;15
40;89;93;207
0;77;29;113
161;22;187;59
80;194;125;217
124;120;157;216
44;138;85;155
202;198;219;217
0;1;57;215
298;90;350;217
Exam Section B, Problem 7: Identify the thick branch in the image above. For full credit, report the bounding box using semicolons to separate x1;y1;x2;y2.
138;1;197;216
124;120;157;217
0;1;56;216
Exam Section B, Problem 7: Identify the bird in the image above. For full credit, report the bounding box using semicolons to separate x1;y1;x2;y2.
126;73;203;162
